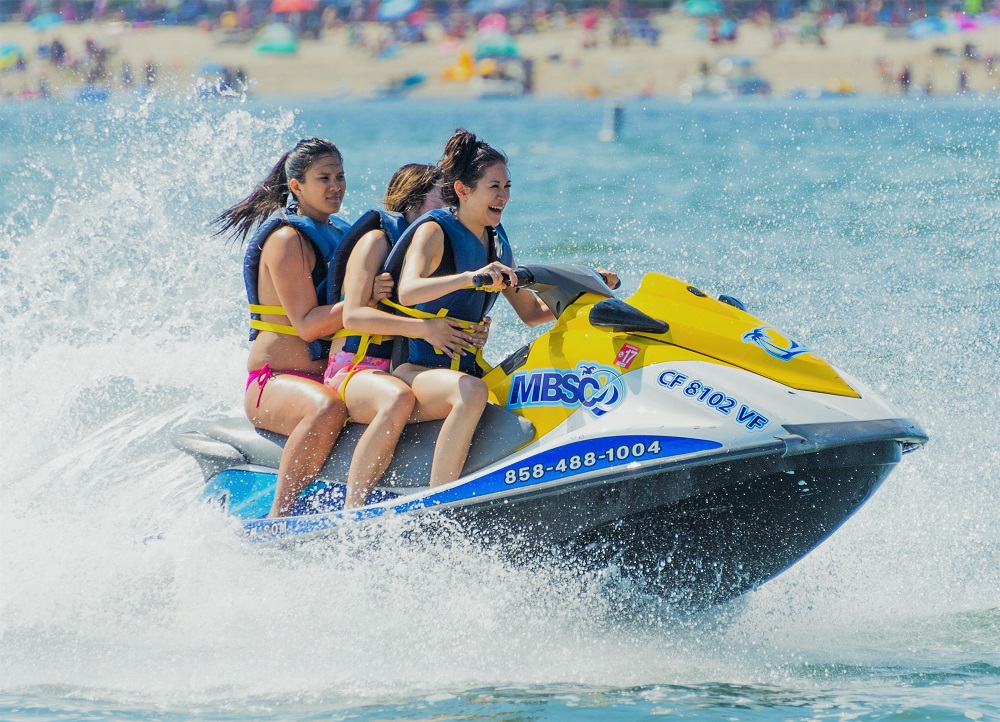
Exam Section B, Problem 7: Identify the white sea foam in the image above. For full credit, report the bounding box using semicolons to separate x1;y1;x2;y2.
1;97;998;716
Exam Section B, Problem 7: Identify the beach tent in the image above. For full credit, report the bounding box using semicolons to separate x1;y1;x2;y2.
29;12;63;30
908;16;947;38
378;0;419;21
255;22;298;53
474;29;518;58
683;0;722;17
467;0;525;15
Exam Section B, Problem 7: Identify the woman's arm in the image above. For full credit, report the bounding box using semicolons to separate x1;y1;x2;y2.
263;226;345;342
397;222;509;306
501;264;614;326
503;284;555;327
343;230;476;359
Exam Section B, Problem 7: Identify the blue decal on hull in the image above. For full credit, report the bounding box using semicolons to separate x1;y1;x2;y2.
238;434;722;541
741;327;810;362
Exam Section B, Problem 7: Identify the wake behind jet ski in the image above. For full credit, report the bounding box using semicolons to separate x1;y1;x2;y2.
174;264;927;606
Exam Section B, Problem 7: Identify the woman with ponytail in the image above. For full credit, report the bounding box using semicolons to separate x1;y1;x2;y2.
381;129;559;487
214;138;393;516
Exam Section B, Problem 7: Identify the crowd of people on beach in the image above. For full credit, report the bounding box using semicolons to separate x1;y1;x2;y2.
4;0;1000;100
1;32;160;100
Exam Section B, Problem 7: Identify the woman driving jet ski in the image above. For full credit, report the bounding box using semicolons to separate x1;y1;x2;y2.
384;128;618;487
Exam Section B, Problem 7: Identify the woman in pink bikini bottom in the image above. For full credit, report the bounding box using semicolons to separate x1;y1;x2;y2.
215;138;390;518
323;162;489;505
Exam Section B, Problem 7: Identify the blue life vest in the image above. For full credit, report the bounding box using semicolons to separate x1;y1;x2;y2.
383;208;513;376
328;209;409;360
244;208;350;361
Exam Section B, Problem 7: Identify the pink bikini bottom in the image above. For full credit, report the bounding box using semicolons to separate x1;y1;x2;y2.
246;362;325;407
323;350;391;394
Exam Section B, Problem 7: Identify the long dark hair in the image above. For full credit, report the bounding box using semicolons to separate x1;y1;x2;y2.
213;138;343;243
438;128;507;208
383;163;442;216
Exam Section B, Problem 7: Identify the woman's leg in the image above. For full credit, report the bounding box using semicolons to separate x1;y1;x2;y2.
339;370;416;509
245;375;348;518
394;364;488;487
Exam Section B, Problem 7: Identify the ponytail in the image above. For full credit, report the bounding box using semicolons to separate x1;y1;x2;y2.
438;128;506;208
214;138;343;244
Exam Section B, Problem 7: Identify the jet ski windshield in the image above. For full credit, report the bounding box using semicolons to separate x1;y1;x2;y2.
510;263;616;319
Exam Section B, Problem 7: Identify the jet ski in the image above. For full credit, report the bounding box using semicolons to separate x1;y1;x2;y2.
174;264;928;606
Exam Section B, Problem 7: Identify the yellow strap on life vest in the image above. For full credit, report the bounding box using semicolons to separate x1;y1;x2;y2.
248;303;286;315
250;318;299;336
379;299;492;375
249;304;350;343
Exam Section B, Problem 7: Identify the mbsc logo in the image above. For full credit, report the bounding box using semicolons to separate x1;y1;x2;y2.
507;363;626;417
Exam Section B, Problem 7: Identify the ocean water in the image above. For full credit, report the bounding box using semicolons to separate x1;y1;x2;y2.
1;93;998;720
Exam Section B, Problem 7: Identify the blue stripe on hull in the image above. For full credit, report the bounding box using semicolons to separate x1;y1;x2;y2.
234;435;722;541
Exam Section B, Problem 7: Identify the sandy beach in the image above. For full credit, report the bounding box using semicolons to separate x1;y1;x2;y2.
3;12;1000;100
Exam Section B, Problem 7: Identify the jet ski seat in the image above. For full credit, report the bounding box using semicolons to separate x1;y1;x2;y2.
176;403;536;489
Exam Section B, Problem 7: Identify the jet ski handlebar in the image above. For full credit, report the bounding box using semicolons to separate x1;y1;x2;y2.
471;267;535;289
473;263;617;320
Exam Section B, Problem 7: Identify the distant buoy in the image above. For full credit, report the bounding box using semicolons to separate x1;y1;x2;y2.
599;101;624;142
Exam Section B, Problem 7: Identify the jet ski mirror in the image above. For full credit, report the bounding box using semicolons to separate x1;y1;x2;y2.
589;298;669;334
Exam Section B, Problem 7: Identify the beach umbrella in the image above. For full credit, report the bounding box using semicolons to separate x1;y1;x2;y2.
270;0;317;12
378;0;419;21
467;0;525;15
908;16;945;38
952;11;980;30
683;0;722;17
478;12;508;31
29;12;64;30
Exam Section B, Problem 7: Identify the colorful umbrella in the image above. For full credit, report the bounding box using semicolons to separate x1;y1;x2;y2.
378;0;419;21
478;12;508;31
270;0;317;13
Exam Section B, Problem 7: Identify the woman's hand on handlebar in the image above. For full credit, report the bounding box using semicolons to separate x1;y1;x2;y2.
369;272;394;305
596;267;621;290
421;318;474;360
469;262;515;292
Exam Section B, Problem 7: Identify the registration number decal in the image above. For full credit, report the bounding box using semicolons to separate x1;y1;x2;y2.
657;369;770;430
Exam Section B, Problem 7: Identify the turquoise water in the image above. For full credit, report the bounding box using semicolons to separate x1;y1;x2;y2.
1;95;998;720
